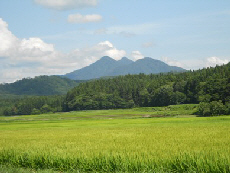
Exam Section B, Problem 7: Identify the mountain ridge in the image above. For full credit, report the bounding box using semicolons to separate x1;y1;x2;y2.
64;56;186;80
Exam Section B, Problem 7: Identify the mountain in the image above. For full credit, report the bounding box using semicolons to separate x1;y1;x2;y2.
65;56;133;80
117;57;134;65
0;76;83;96
64;56;186;80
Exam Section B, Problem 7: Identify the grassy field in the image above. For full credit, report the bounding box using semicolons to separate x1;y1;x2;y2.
0;105;230;172
0;104;198;121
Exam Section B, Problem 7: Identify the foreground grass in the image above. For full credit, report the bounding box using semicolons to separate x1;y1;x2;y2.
0;105;229;172
0;164;60;173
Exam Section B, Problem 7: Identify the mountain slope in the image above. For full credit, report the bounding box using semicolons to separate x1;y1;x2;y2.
0;76;83;96
65;56;134;80
64;56;186;80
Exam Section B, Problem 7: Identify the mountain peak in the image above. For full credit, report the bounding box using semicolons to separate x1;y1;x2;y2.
143;57;152;60
141;57;166;64
119;57;133;62
100;56;114;61
121;57;129;60
142;57;161;61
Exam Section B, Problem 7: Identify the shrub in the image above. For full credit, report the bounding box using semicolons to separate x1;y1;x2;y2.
197;102;211;116
209;101;225;116
197;100;228;116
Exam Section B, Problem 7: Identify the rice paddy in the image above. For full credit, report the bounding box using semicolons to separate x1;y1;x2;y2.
0;105;229;172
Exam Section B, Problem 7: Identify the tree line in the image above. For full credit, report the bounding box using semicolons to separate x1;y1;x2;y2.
1;95;64;116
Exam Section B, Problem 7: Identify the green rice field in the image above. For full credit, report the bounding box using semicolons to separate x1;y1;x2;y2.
0;105;230;172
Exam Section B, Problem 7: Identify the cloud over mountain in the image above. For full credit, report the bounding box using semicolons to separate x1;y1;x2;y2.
205;57;229;67
0;18;126;83
131;51;144;61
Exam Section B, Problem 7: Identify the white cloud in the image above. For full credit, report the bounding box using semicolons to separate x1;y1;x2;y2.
0;18;19;57
161;57;185;68
17;38;54;58
131;51;144;61
20;38;54;52
204;56;229;67
165;57;230;70
68;41;126;66
0;18;56;64
68;14;102;23
0;18;127;83
34;0;97;10
98;41;126;60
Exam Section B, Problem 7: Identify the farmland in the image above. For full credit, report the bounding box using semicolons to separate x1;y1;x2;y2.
0;105;230;172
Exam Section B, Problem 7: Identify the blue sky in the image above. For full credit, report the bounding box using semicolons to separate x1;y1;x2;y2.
0;0;230;83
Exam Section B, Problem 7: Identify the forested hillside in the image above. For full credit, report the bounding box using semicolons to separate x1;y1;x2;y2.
0;76;83;96
65;63;230;111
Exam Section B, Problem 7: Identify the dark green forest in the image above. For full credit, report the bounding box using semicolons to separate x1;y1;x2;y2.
1;63;230;116
1;95;65;116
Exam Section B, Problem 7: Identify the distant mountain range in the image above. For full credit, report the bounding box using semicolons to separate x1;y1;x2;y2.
64;56;186;80
0;56;186;96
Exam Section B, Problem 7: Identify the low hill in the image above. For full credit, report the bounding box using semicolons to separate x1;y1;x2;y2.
64;56;186;80
0;76;83;96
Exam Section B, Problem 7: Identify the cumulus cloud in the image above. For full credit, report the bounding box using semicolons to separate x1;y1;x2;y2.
0;18;19;57
34;0;97;10
0;18;127;83
98;41;126;60
0;18;55;63
204;56;229;67
68;41;126;67
131;51;144;61
17;38;55;58
0;21;65;82
161;57;185;68
162;57;230;70
68;14;102;23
